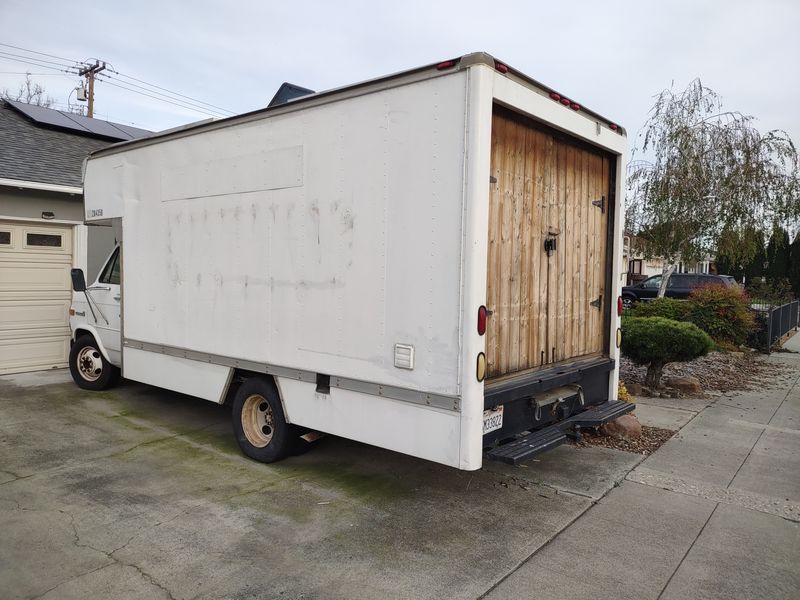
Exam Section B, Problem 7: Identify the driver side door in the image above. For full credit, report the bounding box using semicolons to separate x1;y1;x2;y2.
88;246;122;365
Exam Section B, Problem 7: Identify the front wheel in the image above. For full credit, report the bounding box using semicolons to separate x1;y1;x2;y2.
232;377;302;463
69;335;120;390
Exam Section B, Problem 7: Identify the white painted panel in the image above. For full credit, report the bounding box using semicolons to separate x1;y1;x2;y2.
0;334;69;374
277;378;464;469
0;221;73;374
103;72;469;397
123;347;232;403
161;146;304;202
492;73;626;156
0;299;70;330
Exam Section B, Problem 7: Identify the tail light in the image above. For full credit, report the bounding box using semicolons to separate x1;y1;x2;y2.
617;296;623;316
478;305;488;335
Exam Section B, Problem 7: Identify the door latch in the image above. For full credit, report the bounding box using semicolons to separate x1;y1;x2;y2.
592;196;605;214
590;295;603;309
544;238;557;256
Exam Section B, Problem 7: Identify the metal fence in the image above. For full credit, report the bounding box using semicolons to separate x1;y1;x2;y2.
762;300;800;353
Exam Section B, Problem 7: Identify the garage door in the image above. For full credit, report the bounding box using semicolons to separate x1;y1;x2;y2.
0;221;73;375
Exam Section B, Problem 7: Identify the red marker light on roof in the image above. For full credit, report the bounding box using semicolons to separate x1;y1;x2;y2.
549;92;561;101
478;305;488;335
609;123;618;131
570;103;580;111
495;61;509;73
560;98;571;106
436;60;457;70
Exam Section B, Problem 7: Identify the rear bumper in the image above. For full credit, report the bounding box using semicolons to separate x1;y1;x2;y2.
483;357;614;409
486;400;635;465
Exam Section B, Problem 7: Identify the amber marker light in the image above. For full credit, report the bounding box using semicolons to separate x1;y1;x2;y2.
476;353;487;382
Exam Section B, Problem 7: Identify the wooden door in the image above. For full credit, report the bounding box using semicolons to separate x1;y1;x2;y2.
486;109;611;379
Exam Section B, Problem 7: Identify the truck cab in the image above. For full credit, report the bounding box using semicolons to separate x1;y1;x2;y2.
68;245;122;389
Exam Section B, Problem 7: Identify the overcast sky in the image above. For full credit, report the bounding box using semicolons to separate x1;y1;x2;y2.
1;0;798;153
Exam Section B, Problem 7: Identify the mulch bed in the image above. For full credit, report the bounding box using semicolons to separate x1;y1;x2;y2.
576;425;674;456
620;351;787;395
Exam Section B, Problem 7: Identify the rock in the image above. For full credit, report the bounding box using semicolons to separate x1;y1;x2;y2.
598;414;642;441
663;375;701;394
626;383;643;396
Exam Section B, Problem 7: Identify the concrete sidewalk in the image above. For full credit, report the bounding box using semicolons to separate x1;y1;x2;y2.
486;335;800;600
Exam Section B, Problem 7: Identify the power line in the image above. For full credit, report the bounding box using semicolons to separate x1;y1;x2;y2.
0;42;78;65
0;54;77;74
1;43;235;120
108;69;234;115
99;72;230;117
98;78;223;118
0;71;65;76
0;50;75;70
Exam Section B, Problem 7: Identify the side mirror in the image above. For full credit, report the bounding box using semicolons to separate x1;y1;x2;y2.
71;268;86;292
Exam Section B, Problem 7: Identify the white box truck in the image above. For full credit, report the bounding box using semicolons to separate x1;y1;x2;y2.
69;52;632;471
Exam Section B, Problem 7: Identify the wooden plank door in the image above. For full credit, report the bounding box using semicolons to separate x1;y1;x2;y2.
486;109;611;380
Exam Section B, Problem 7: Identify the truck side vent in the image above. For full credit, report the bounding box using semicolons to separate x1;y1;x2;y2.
394;344;415;370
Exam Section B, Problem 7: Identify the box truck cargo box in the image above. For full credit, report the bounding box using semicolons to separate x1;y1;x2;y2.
69;52;632;470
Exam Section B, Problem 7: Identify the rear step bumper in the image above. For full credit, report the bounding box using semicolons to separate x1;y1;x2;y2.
485;400;635;465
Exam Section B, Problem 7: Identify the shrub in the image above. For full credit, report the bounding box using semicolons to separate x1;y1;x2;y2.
621;317;713;388
631;297;690;321
686;285;755;346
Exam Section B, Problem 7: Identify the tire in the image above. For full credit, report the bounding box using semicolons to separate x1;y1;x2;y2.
622;295;636;311
232;377;302;463
69;334;120;391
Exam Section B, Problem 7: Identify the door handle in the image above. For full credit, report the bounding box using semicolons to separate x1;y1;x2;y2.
113;295;121;301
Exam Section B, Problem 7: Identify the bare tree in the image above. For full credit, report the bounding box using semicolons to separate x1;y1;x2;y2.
627;79;800;296
2;73;55;107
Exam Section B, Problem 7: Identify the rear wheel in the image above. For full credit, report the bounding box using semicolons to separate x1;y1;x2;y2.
232;377;302;463
69;335;120;391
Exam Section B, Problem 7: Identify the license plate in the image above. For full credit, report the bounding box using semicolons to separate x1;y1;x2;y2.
483;406;504;435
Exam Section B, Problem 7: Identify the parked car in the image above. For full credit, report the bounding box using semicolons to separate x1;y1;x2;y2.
621;273;737;309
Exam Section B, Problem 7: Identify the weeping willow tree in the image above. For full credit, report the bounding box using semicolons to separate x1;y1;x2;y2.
627;79;799;295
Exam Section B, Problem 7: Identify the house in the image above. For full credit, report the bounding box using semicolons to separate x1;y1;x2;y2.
622;231;715;286
0;99;150;375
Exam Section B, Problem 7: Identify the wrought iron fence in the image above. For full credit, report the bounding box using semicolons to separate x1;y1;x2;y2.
756;300;799;353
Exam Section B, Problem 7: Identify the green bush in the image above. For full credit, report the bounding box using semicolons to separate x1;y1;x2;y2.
686;285;755;347
621;317;713;388
631;297;690;321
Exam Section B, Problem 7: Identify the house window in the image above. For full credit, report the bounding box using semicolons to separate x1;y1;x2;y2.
26;233;62;247
0;231;10;245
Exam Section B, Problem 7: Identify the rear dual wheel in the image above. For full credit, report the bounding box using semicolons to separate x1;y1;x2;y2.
232;377;309;463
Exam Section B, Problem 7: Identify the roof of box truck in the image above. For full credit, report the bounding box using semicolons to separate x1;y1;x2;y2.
88;52;625;159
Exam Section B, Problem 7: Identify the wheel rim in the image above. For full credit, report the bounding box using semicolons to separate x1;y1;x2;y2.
623;297;633;309
241;394;275;448
77;346;103;382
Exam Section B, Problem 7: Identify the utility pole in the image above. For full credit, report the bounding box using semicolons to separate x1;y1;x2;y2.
78;60;106;118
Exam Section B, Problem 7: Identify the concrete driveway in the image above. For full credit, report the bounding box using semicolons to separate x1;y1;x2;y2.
1;337;799;599
0;370;640;600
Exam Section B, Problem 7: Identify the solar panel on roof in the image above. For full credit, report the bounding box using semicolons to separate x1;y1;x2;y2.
62;112;134;139
5;99;151;141
7;100;84;131
109;122;151;138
